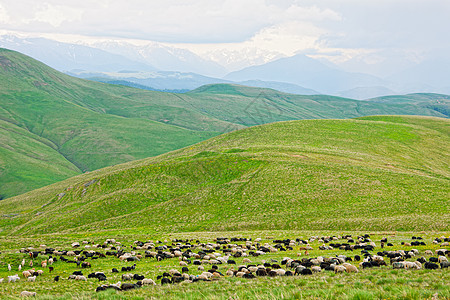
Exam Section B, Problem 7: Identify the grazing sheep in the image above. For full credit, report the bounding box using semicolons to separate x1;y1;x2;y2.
27;276;36;282
22;271;31;278
343;263;359;273
75;275;87;281
438;256;448;263
8;275;20;283
142;278;156;286
392;262;405;269
21;259;25;267
424;262;439;270
8;264;11;271
404;262;420;270
121;274;133;281
311;266;321;273
334;266;346;274
20;291;36;297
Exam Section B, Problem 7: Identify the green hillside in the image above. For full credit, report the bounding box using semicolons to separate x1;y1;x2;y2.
0;115;448;236
1;48;449;198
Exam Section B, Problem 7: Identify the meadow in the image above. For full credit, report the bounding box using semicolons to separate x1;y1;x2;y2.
0;230;448;299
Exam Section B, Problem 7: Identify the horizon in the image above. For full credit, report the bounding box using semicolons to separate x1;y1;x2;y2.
1;1;449;76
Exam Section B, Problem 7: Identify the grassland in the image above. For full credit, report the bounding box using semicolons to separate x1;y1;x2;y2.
0;115;448;236
0;230;448;299
1;48;449;198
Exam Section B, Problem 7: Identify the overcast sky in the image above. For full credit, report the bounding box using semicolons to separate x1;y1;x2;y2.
0;0;449;69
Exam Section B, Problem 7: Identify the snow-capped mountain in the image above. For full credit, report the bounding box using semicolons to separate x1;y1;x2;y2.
201;47;285;71
86;41;228;77
0;35;156;73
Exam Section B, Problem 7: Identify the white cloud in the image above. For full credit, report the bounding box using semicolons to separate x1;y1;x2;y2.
0;3;10;24
32;3;83;27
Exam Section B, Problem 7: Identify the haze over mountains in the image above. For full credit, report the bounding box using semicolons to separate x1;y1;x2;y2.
2;34;450;99
1;48;448;199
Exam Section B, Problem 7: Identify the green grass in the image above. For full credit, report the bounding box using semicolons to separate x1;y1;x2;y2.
1;48;449;198
0;115;448;236
0;231;448;299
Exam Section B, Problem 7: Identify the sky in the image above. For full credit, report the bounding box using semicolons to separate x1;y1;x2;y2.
0;0;449;73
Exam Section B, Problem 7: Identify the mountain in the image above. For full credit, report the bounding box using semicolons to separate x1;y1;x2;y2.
238;80;318;95
68;70;232;91
225;54;389;95
0;48;448;198
0;115;448;235
338;86;398;100
88;41;228;77
0;35;156;73
68;70;319;95
201;47;285;71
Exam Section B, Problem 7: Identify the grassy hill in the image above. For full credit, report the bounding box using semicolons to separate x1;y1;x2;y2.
1;48;449;198
0;115;448;236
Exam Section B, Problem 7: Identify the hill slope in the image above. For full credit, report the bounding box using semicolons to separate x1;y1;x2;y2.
1;48;449;198
0;116;448;235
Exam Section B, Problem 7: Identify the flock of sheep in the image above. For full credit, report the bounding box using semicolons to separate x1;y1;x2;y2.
1;234;449;297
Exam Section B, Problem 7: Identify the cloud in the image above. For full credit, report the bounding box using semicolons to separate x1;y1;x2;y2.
33;3;83;27
0;0;340;43
0;3;10;24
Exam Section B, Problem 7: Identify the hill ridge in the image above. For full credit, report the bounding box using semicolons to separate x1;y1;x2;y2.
0;115;448;235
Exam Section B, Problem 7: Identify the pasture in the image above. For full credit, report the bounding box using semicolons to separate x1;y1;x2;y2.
0;230;448;299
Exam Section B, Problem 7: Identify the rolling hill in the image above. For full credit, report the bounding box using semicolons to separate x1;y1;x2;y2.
0;115;448;236
0;48;449;198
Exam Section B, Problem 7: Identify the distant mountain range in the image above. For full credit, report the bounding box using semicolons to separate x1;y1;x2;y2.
2;34;450;98
1;48;448;198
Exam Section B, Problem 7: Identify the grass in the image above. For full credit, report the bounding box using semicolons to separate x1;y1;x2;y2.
0;230;448;299
1;48;449;198
0;115;448;236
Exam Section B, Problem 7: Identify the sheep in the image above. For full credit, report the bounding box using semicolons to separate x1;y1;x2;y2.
121;274;133;281
311;266;321;273
334;265;346;273
404;262;420;270
20;291;36;297
343;263;359;273
27;276;36;282
438;256;448;263
22;271;31;278
8;264;11;271
8;275;20;283
392;262;405;269
75;275;87;281
21;259;25;267
142;278;156;286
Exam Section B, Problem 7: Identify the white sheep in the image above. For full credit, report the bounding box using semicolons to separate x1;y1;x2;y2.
8;275;20;282
20;291;36;297
311;266;322;273
141;278;156;285
27;276;36;282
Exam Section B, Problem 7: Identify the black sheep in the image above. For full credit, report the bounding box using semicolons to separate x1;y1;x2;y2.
300;268;313;275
